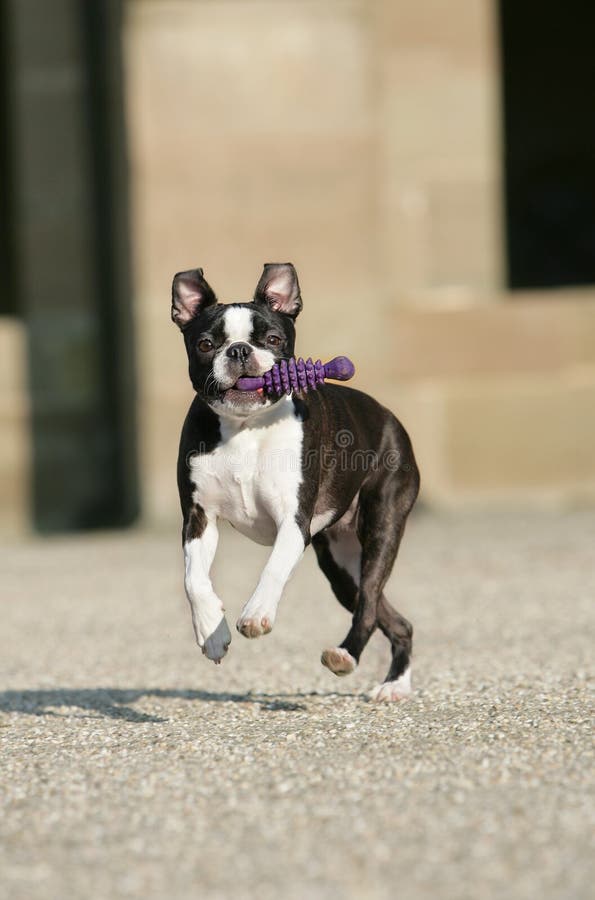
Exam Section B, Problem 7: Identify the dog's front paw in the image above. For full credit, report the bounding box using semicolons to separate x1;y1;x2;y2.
202;617;232;663
236;614;273;639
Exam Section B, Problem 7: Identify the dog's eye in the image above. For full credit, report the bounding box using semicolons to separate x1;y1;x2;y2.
266;334;283;348
198;339;214;353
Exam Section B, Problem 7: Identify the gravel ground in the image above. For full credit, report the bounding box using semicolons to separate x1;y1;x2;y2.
0;508;593;900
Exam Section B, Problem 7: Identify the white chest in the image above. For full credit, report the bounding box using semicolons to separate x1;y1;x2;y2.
188;400;303;546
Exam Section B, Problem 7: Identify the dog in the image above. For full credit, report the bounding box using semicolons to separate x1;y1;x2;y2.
172;263;419;700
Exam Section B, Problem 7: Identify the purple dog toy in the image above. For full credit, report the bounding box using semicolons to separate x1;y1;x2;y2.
235;355;355;395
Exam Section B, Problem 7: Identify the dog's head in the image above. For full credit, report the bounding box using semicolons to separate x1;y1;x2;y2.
171;263;302;418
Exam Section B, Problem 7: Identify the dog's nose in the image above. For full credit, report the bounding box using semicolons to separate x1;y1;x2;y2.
226;342;253;362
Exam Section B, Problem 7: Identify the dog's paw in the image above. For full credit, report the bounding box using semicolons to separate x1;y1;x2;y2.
368;668;412;702
202;617;232;663
236;615;273;639
320;647;357;677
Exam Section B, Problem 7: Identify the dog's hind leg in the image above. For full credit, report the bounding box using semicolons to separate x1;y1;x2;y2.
314;525;413;691
370;596;414;701
314;462;419;699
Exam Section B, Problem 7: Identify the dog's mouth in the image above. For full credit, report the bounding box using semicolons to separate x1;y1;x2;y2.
219;383;266;406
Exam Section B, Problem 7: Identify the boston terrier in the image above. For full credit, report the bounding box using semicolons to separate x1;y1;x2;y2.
172;263;420;701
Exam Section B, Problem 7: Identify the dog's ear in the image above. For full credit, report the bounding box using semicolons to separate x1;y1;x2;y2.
171;269;217;329
253;263;302;318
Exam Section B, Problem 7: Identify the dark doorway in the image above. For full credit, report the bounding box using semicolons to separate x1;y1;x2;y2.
499;2;595;289
1;0;138;531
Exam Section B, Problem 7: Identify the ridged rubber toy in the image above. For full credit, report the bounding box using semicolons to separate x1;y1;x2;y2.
235;356;355;395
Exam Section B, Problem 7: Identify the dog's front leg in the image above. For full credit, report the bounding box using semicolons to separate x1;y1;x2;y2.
236;518;305;638
184;517;231;663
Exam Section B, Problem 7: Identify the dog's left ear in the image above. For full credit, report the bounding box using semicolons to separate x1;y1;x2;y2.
253;263;302;318
171;268;217;329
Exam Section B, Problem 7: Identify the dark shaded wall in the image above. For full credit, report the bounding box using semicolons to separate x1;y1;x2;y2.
0;0;138;531
500;1;595;289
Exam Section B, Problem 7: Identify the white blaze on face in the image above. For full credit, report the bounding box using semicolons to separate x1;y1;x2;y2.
223;306;253;344
213;305;276;389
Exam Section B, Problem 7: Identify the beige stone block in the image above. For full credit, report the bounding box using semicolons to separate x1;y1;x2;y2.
142;387;192;525
375;0;496;65
376;0;499;155
381;54;495;161
374;0;503;296
444;372;595;497
379;174;501;296
132;133;377;311
387;293;595;380
0;317;27;393
0;320;30;534
127;2;372;142
385;370;595;505
125;0;378;308
427;178;501;291
374;380;449;501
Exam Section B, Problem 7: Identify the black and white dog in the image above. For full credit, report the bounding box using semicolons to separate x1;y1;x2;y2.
173;263;419;701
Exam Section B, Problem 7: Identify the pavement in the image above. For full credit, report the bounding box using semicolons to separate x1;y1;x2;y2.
0;508;593;900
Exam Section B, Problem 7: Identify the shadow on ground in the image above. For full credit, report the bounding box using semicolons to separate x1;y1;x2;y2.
0;688;365;723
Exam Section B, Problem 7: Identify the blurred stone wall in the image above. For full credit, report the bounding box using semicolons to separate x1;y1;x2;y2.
3;0;592;533
125;0;385;522
124;0;523;523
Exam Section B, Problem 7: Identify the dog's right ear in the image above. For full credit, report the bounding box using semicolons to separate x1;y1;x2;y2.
171;269;217;329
